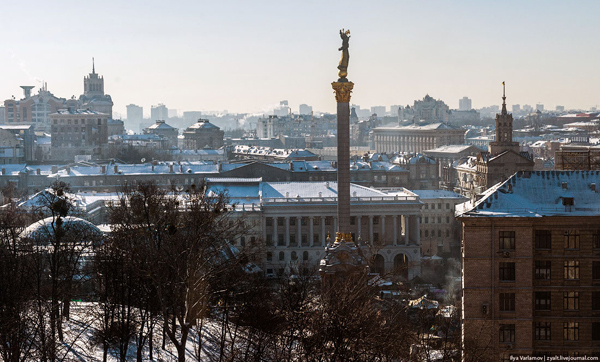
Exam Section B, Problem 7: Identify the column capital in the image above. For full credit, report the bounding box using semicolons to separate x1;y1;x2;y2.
332;81;354;103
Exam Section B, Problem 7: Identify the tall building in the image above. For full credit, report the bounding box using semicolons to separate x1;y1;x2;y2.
299;104;313;115
183;111;202;125
536;104;544;112
151;104;169;122
512;104;521;113
126;104;143;122
458;170;600;360
459;97;472;111
371;106;386;116
274;100;290;117
556;105;565;112
79;59;114;118
4;84;67;132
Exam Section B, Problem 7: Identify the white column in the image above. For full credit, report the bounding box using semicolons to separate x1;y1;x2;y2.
297;216;301;246
262;216;267;241
321;216;326;246
381;215;386;245
274;217;278;247
415;215;421;245
393;215;398;246
404;215;409;245
285;216;290;247
309;216;314;247
369;215;374;244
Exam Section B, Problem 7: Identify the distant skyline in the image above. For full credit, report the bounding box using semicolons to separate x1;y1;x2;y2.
2;0;599;117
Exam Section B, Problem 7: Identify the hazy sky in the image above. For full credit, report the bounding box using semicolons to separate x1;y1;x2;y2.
2;0;599;117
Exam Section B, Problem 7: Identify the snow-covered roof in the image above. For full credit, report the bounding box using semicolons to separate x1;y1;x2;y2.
146;121;176;130
410;190;468;200
375;122;461;131
423;144;481;154
456;170;600;217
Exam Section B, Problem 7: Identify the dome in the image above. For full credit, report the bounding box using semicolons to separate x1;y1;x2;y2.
21;216;103;244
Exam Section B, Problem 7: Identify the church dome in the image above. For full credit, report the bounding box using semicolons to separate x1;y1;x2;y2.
21;216;103;245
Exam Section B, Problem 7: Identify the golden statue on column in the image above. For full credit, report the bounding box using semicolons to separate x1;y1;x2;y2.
337;29;350;81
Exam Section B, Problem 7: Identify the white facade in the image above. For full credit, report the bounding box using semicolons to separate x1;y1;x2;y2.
459;97;472;111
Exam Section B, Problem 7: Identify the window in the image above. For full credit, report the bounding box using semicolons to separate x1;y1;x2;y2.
291;251;297;261
563;292;579;310
289;235;296;246
266;252;273;261
499;262;515;281
313;234;319;245
302;251;308;261
446;230;450;237
313;218;320;226
373;233;379;244
290;218;296;226
301;234;308;246
240;236;245;247
438;230;441;237
499;231;515;250
535;292;551;311
437;217;441;224
425;230;429;237
277;218;284;226
593;323;600;341
424;204;428;209
446;216;450;223
535;322;551;340
564;230;579;249
301;217;307;226
594;261;600;280
535;230;552;249
325;217;331;226
564;261;580;280
446;203;450;209
438;203;442;209
279;251;285;261
373;216;379;225
350;216;356;225
594;230;600;249
563;322;579;341
266;218;273;226
594;292;600;311
499;324;515;343
278;234;285;246
250;236;256;244
499;293;515;312
266;234;273;246
535;261;551;280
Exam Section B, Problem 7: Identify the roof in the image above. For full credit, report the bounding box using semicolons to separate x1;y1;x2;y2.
423;144;482;154
51;109;108;116
456;170;600;217
411;190;468;200
375;122;461;132
147;121;176;130
186;119;220;130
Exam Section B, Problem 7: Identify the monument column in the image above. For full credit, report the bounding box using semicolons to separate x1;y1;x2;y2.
332;77;354;242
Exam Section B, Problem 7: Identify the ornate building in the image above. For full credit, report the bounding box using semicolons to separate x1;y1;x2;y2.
144;120;178;148
78;59;114;118
398;94;450;123
372;122;465;154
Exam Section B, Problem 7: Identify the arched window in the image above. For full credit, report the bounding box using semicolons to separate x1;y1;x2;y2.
279;251;285;261
291;251;298;261
303;251;309;261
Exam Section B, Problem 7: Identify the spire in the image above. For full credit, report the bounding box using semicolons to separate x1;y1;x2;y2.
501;81;507;115
92;57;95;74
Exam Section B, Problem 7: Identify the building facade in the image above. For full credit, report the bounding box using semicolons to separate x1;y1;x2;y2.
50;109;109;161
458;170;600;360
144;120;178;148
183;119;224;149
372;122;466;154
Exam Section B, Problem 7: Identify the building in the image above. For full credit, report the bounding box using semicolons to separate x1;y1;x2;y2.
183;119;224;149
50;109;108;161
413;95;449;123
273;100;290;117
536;104;544;112
151;104;169;122
79;60;113;118
183;111;203;125
107;119;124;138
4;84;68;132
144;120;178;148
555;146;600;170
410;189;467;258
459;97;472;111
458;170;600;359
512;104;521;113
371;106;386;116
372;122;466;153
126;104;143;123
299;104;312;115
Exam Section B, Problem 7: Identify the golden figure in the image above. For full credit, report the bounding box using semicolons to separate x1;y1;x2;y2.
337;29;350;80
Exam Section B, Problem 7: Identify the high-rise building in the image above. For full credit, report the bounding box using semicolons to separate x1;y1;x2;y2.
151;104;169;122
299;104;312;115
183;111;202;125
168;109;178;118
459;97;472;111
556;105;565;112
126;104;143;122
512;104;521;113
79;59;114;118
274;100;290;117
371;106;386;116
536;104;544;112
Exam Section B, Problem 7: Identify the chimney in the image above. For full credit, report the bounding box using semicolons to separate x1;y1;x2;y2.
101;165;106;174
36;168;41;175
1;168;5;175
51;165;58;174
169;164;174;173
65;167;70;174
114;165;118;174
591;183;596;192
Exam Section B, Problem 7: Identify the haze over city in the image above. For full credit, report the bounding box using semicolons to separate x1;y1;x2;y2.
2;0;599;117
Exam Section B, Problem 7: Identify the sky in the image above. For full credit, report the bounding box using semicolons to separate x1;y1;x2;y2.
1;0;599;118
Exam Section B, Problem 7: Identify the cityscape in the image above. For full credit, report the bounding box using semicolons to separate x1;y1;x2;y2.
0;1;599;361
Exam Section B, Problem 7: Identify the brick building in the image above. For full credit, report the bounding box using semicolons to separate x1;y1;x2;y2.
457;170;600;360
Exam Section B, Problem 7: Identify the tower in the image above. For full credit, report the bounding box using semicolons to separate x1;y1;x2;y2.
83;58;104;97
489;82;519;156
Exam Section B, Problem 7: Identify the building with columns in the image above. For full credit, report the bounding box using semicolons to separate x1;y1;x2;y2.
206;178;423;280
372;122;466;154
